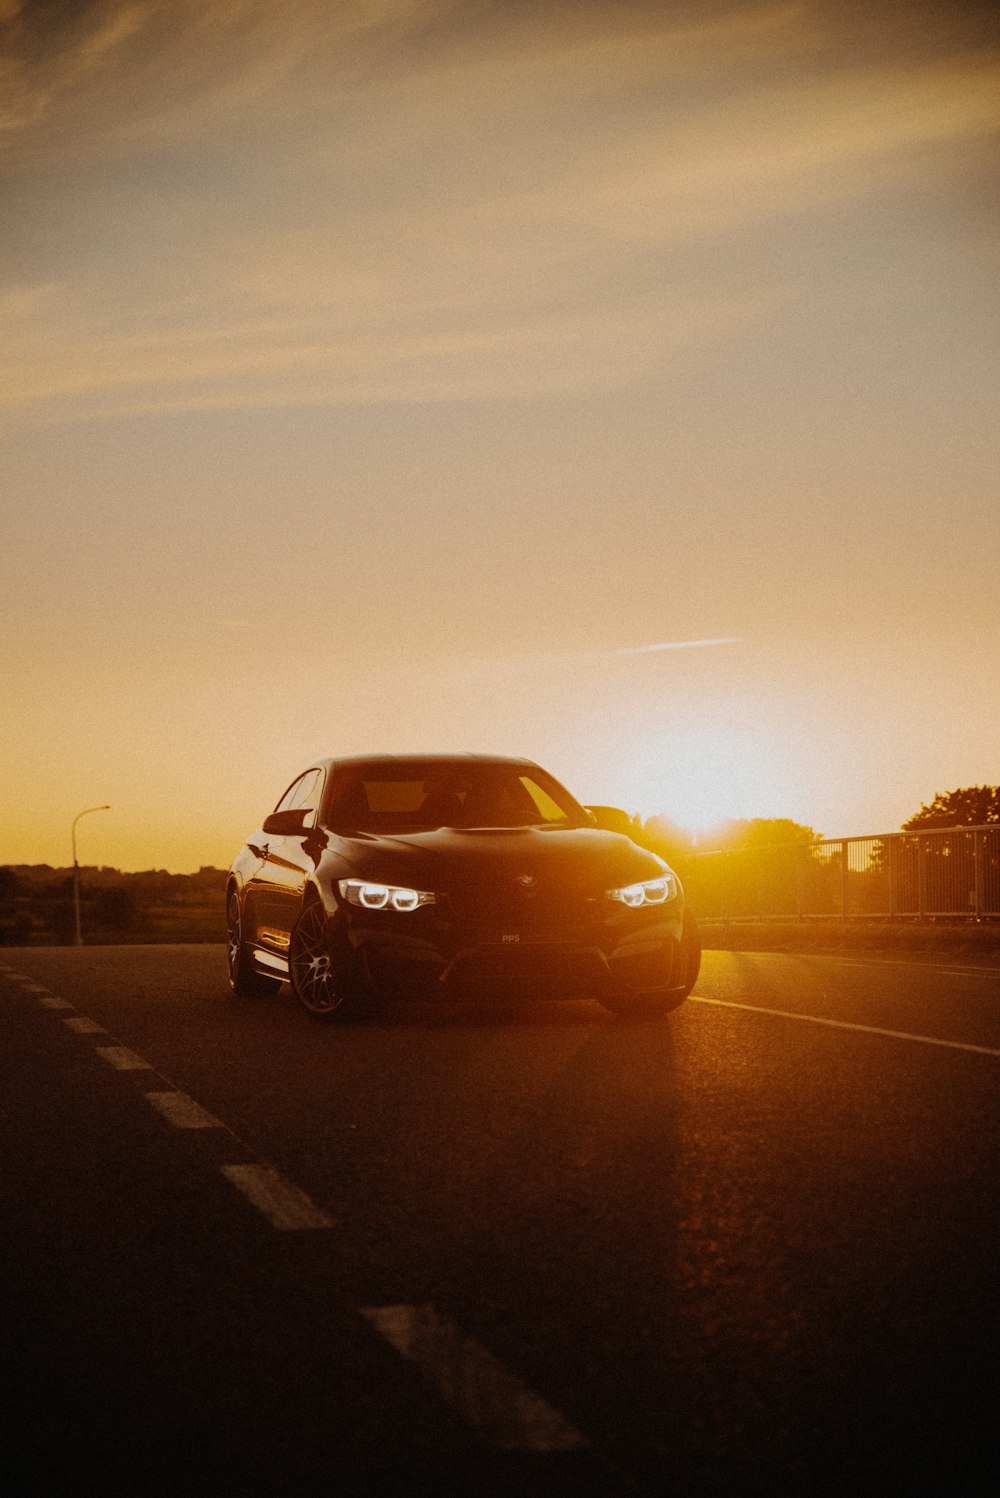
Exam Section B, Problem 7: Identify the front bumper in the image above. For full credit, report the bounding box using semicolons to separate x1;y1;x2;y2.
338;897;687;1000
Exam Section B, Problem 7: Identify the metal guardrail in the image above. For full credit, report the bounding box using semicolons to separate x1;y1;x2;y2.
685;825;1000;922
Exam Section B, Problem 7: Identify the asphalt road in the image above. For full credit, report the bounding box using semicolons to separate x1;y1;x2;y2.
2;945;998;1497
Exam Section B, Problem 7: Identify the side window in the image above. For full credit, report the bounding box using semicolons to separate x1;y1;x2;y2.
274;769;322;824
520;776;569;823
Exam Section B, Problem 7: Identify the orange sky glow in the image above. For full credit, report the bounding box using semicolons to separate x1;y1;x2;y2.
2;0;998;871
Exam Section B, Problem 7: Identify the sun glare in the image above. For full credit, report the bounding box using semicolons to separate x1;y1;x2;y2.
614;725;806;840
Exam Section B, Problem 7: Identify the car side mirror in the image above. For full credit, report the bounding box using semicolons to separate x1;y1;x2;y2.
585;805;637;836
262;808;311;835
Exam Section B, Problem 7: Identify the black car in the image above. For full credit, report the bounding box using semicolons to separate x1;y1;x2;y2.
227;754;700;1020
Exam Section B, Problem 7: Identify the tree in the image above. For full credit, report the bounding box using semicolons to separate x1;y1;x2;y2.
903;786;1000;830
638;816;696;868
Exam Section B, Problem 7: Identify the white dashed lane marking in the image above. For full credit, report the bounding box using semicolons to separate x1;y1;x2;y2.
362;1304;588;1453
220;1164;336;1230
5;961;595;1463
690;996;1000;1057
95;1045;153;1071
146;1091;223;1130
22;983;52;994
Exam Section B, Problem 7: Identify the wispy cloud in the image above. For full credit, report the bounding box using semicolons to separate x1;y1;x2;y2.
2;1;997;420
447;638;743;687
0;264;783;417
606;638;743;657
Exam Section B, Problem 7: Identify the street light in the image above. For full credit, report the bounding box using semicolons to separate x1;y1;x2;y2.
72;805;110;946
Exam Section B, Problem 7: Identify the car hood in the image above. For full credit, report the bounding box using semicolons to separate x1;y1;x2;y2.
332;824;668;893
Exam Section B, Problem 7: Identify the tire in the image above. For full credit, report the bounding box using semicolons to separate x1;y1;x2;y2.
600;908;701;1019
227;887;283;998
680;908;702;995
288;898;379;1022
600;990;681;1018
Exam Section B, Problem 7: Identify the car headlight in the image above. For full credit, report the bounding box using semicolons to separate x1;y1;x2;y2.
338;879;435;913
606;874;677;907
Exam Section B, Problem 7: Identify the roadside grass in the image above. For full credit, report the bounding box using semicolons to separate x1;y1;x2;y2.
141;902;225;943
701;919;1000;962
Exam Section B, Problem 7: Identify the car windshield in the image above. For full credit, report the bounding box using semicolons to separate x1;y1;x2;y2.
324;761;588;833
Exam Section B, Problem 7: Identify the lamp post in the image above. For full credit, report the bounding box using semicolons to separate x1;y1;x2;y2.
72;805;110;946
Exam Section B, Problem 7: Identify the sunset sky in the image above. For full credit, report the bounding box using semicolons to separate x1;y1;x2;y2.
2;0;998;872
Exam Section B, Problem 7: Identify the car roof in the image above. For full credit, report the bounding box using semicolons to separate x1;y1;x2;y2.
312;753;541;772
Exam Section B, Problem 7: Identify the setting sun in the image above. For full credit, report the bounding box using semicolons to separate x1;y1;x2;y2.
612;722;810;840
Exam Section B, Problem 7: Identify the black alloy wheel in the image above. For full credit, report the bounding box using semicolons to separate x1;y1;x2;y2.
289;899;375;1022
227;888;282;997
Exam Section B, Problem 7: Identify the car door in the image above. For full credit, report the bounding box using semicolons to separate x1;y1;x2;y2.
252;768;324;956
